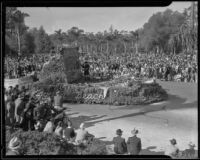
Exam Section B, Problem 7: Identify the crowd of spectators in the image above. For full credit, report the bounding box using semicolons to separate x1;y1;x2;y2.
80;52;198;83
5;85;94;155
4;54;51;79
5;50;197;83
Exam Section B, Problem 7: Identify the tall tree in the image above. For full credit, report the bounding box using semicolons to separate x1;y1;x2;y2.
6;7;29;56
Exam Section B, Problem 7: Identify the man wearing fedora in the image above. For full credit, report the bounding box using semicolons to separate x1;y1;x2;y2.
113;129;127;155
127;128;142;155
165;138;179;158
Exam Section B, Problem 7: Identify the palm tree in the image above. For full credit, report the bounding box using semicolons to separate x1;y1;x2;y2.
11;10;29;56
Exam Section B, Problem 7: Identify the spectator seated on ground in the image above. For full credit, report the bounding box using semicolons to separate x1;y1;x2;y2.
75;123;94;145
113;129;127;155
164;138;179;158
43;118;55;133
63;120;76;142
127;128;142;155
54;121;64;137
6;137;22;155
181;142;196;159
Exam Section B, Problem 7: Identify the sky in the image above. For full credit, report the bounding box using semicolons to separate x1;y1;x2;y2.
17;2;192;35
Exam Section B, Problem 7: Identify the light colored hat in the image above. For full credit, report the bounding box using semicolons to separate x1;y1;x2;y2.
8;137;22;150
188;142;195;148
80;123;85;129
131;128;139;135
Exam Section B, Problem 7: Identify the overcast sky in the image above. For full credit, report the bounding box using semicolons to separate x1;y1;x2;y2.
18;2;192;34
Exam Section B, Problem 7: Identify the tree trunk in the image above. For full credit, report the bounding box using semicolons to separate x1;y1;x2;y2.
135;42;138;54
114;45;117;54
106;41;109;54
123;42;126;54
100;44;103;53
16;27;21;56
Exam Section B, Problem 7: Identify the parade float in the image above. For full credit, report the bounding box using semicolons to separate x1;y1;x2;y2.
32;46;168;105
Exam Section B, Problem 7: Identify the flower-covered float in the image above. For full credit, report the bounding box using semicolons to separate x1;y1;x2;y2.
30;46;168;106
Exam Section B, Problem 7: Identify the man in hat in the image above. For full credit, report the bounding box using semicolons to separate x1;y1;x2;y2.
54;91;63;111
6;137;22;155
127;128;142;155
112;129;127;154
164;138;179;158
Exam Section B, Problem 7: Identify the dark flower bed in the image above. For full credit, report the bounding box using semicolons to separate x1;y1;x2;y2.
32;79;168;105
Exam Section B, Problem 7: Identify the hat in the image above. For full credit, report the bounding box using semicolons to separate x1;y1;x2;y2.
80;123;85;129
170;138;177;145
116;129;123;135
56;91;60;94
131;128;139;135
8;137;22;150
188;142;195;148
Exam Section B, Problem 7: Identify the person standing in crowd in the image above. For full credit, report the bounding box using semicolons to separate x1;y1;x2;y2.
6;94;15;127
113;129;127;155
8;86;13;95
22;97;36;131
6;137;22;155
13;85;20;100
54;91;63;111
82;61;90;81
63;120;76;142
75;123;89;145
165;138;179;158
127;128;142;155
14;94;25;126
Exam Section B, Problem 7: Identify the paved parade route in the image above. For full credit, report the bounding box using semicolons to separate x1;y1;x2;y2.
65;80;198;153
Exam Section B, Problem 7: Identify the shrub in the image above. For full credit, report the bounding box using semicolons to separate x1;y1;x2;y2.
79;139;108;155
39;56;66;82
6;128;77;155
